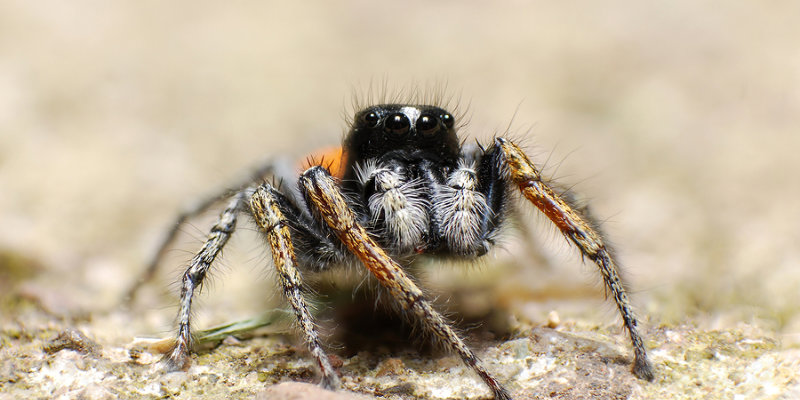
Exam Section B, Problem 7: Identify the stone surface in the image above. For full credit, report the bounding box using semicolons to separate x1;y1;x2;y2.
1;300;797;399
255;382;373;400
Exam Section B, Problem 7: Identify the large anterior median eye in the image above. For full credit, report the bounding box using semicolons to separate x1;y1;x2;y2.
385;113;410;136
416;114;440;137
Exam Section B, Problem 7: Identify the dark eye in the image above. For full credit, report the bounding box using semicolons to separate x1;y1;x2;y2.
361;111;380;128
440;113;454;129
385;113;410;136
416;114;440;137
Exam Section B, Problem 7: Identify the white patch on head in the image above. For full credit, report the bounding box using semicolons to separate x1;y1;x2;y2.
400;106;422;125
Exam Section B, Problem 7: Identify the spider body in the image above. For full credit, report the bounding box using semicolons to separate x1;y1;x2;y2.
306;104;502;263
134;103;654;400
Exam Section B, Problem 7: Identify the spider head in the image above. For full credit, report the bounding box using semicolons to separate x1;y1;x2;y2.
344;104;461;168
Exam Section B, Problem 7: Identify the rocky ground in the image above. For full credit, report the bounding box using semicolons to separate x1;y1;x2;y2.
2;268;798;399
1;1;799;399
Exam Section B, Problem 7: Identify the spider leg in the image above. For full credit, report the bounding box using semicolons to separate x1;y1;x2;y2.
163;191;245;371
300;166;513;400
123;189;233;305
249;184;341;390
492;138;654;381
123;159;279;305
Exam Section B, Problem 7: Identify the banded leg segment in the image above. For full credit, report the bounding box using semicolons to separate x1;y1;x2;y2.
124;189;233;305
164;192;245;370
249;184;341;390
124;159;279;305
300;166;512;400
494;138;654;381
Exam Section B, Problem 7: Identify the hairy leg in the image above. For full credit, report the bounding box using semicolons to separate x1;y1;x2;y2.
248;184;341;390
163;192;245;370
300;166;512;400
123;159;279;305
493;137;654;381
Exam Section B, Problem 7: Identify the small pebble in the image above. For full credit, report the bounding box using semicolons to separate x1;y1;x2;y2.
43;329;101;356
255;381;371;400
77;383;115;400
546;310;560;329
222;336;242;346
375;358;405;377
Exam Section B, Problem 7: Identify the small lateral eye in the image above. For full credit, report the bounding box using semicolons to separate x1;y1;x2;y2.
361;111;380;127
385;113;410;136
440;113;454;129
416;114;440;137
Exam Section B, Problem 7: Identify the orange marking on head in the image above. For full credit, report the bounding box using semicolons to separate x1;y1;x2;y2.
299;146;348;179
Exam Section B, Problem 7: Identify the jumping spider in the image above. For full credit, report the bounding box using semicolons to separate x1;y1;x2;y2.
129;103;654;399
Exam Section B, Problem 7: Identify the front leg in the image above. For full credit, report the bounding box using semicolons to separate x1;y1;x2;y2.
492;138;655;381
300;166;512;400
248;184;341;390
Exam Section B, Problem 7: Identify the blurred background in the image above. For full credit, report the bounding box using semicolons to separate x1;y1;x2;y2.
1;0;798;359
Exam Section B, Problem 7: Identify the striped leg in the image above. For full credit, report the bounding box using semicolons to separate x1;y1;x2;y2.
164;192;245;370
124;158;278;305
123;188;233;305
249;184;341;390
300;166;512;400
493;138;654;381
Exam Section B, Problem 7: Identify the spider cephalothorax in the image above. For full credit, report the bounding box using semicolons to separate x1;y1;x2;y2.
337;104;501;259
342;104;461;174
129;103;654;400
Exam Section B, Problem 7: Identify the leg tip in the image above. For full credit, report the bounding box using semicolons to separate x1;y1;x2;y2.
319;373;342;391
160;346;192;373
633;355;655;382
493;387;514;400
